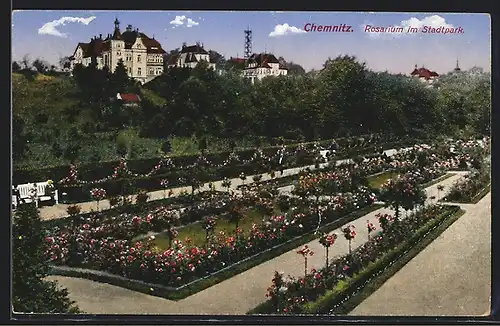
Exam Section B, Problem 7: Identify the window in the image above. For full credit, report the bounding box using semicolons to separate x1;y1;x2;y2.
137;67;142;75
149;69;153;75
137;55;141;63
117;51;121;56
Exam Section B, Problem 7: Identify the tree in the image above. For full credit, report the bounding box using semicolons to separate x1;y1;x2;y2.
12;61;21;72
208;50;225;68
380;175;426;220
59;56;72;70
12;203;81;313
21;54;31;69
32;58;50;73
163;48;181;69
110;59;131;93
287;62;306;75
12;116;29;160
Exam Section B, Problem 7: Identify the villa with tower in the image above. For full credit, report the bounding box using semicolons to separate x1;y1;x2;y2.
69;18;166;84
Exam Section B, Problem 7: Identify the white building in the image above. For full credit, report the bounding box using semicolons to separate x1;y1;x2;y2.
242;53;288;84
69;19;166;84
167;43;216;70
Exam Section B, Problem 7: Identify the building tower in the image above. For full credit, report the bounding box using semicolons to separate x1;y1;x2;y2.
244;29;252;59
454;59;461;72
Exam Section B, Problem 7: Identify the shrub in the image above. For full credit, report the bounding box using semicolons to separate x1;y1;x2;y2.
135;190;149;205
66;204;81;216
12;203;81;313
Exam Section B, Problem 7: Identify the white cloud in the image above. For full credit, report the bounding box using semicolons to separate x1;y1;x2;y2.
170;15;186;26
269;23;306;37
186;18;199;27
364;14;454;39
38;16;96;37
169;15;199;28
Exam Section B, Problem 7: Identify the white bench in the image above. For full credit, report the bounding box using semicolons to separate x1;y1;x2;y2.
12;182;59;209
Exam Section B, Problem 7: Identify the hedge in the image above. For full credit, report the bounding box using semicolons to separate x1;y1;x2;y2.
13;134;412;185
47;139;418;203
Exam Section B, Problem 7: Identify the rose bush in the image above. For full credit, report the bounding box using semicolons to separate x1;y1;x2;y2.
261;205;453;314
45;187;377;287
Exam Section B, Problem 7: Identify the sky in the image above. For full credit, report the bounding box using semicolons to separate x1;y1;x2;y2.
12;11;491;74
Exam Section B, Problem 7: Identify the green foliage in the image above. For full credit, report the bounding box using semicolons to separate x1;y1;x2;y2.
12;203;81;313
116;128;140;159
12;56;490;170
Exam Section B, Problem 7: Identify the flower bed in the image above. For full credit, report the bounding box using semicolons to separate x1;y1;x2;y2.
49;204;383;300
42;190;230;229
247;205;461;315
45;186;377;289
442;164;490;203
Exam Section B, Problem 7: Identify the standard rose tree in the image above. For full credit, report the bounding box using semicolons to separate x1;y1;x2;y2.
342;224;356;255
318;232;337;269
297;245;314;278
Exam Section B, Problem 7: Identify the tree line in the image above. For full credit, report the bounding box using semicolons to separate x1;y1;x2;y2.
12;54;490;166
140;55;490;141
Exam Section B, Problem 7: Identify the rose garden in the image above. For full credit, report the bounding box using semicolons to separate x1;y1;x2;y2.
12;53;491;314
13;133;490;314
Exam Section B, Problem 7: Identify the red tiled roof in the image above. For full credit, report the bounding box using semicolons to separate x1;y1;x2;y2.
231;57;246;64
117;93;141;102
411;67;439;79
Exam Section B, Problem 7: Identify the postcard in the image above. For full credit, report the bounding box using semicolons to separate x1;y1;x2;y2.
11;10;491;317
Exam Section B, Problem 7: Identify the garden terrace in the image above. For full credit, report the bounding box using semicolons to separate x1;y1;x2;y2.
43;146;465;298
248;204;463;315
45;172;468;313
16;137;420;204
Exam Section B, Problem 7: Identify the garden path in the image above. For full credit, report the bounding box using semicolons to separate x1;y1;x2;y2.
46;172;468;314
350;192;491;316
38;148;408;221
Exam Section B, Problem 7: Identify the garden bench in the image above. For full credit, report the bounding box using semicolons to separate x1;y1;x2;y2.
12;182;59;209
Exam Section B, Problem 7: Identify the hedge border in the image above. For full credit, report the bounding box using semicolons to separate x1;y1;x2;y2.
302;206;463;315
48;204;384;301
246;205;462;315
15;138;417;189
325;206;465;315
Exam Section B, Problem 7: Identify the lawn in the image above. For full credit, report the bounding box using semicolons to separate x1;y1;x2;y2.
367;171;399;189
151;206;283;250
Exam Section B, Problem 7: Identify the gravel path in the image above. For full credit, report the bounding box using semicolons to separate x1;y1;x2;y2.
46;172;467;315
350;193;491;316
37;148;410;221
